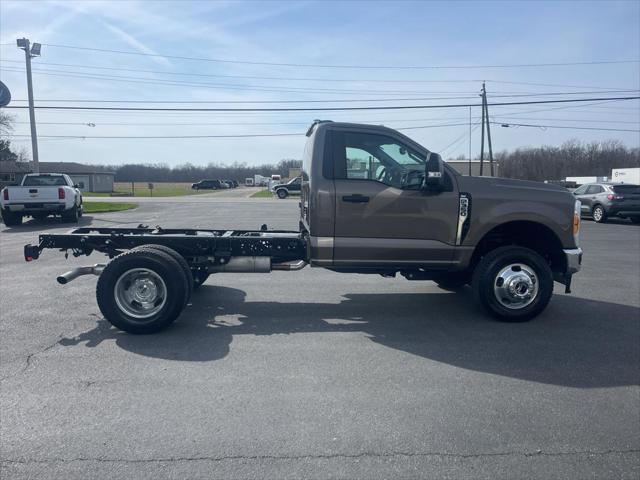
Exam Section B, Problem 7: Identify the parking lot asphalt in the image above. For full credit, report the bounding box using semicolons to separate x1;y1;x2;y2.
1;202;639;479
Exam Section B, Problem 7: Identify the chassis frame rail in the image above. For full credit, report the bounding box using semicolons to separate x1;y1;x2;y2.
24;226;307;265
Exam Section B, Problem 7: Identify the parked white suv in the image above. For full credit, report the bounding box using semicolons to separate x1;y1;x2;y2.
1;173;83;226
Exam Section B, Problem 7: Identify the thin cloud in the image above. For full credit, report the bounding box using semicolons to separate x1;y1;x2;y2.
99;20;171;67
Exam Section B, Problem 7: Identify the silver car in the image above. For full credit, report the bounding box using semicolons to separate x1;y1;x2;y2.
573;183;640;223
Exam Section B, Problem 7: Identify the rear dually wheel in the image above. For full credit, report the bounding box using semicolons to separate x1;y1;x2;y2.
96;249;188;334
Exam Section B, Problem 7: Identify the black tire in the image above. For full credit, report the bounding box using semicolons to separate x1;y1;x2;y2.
61;205;79;223
471;246;553;322
96;249;188;334
629;216;640;224
434;272;469;291
277;188;288;199
133;245;193;306
1;210;22;226
592;204;607;223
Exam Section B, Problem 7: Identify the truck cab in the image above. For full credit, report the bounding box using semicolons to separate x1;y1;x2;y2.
301;121;459;269
301;121;581;291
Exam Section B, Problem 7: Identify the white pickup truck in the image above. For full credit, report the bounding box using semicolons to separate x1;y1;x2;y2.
1;173;83;226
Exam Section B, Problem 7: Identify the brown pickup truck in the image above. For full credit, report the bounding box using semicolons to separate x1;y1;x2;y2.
24;121;583;334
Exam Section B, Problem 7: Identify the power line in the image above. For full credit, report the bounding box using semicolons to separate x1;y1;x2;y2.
439;123;482;154
493;116;639;125
8;133;304;139
493;122;639;132
492;99;640;117
9;122;477;138
0;67;479;97
4;64;638;99
8;119;637;141
15;115;637;127
4;96;639;112
2;59;636;90
9;89;638;105
12;64;636;100
32;43;640;70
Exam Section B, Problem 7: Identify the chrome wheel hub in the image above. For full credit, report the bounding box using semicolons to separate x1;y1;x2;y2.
493;263;538;309
114;268;167;319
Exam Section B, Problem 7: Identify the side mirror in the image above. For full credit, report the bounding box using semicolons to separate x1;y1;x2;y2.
75;182;85;189
423;153;445;191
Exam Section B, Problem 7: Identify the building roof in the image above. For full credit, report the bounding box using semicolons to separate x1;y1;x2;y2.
34;162;115;175
0;161;32;174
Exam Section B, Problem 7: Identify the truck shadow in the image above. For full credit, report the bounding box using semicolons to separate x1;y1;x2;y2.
59;286;640;389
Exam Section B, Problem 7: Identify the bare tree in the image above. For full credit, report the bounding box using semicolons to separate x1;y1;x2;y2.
0;112;14;136
16;145;31;163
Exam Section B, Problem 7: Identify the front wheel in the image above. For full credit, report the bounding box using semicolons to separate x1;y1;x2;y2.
276;188;288;199
96;249;188;334
472;246;553;322
629;216;640;224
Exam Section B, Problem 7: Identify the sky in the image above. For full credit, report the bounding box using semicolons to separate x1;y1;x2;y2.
0;0;639;167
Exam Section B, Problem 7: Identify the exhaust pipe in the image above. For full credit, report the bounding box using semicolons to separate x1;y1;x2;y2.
272;260;307;271
57;264;106;285
206;257;308;273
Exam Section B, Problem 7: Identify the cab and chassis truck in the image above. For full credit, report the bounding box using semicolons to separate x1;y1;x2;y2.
23;121;583;334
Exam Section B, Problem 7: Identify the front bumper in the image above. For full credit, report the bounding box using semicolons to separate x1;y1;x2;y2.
563;247;583;274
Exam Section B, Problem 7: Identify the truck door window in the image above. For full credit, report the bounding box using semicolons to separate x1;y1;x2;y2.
338;132;426;189
345;147;383;181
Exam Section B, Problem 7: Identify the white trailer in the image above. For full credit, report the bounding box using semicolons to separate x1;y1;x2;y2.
565;176;608;186
254;174;270;187
611;168;640;184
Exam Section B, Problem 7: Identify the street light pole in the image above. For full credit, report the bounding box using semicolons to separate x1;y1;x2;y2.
17;38;40;173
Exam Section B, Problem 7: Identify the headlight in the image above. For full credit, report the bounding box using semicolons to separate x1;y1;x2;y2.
573;200;581;244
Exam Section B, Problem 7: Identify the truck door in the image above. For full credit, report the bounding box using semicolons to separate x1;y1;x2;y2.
331;129;460;267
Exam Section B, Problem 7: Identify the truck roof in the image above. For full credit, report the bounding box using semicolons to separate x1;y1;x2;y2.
24;172;65;176
306;120;407;138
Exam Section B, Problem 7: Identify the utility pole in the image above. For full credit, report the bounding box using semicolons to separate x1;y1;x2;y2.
479;85;486;176
17;38;41;173
484;83;495;176
468;106;472;176
479;82;495;176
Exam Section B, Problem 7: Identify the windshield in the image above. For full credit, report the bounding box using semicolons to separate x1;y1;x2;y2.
379;143;425;166
22;175;66;186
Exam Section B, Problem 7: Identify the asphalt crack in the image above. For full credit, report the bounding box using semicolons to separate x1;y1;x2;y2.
2;448;638;465
0;336;62;382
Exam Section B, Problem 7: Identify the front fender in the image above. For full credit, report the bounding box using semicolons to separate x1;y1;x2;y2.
463;199;575;249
